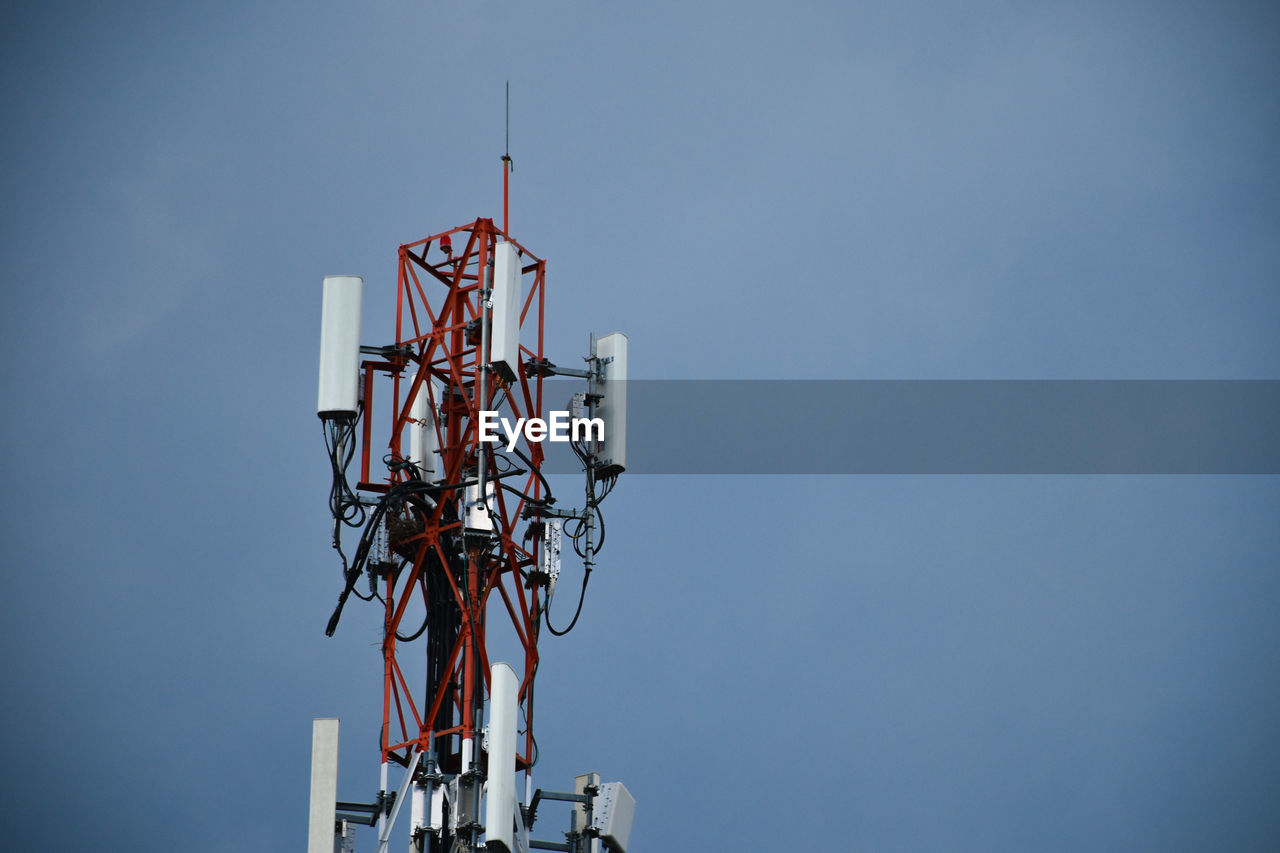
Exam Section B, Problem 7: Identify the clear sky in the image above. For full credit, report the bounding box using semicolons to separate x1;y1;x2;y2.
2;1;1278;850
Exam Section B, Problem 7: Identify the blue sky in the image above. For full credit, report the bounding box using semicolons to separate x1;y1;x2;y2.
2;1;1278;850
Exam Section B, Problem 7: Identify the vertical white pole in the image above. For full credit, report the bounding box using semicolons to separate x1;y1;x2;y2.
308;719;340;853
574;772;600;853
377;760;389;837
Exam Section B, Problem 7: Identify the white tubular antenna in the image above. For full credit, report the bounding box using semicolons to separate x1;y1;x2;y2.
594;332;628;475
484;662;519;852
490;242;522;383
318;275;364;420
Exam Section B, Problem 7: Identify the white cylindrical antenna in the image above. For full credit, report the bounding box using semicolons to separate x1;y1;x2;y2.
594;332;628;475
317;275;363;420
484;662;519;852
408;378;439;480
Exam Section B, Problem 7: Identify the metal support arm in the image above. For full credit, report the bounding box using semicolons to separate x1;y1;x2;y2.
524;789;589;827
524;358;591;379
375;749;422;853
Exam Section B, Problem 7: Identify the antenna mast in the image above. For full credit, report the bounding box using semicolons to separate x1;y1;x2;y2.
309;99;634;853
502;81;512;236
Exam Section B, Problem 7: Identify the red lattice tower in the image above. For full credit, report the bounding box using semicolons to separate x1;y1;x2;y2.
353;215;548;806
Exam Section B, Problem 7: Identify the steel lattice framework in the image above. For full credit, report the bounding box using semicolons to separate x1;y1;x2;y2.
355;216;547;792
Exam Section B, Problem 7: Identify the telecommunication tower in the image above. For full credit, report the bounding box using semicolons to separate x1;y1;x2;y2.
308;132;634;853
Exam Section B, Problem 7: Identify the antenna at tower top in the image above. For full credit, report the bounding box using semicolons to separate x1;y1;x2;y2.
502;80;513;235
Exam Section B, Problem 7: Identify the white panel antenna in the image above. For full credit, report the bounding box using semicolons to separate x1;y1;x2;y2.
318;276;363;420
594;332;627;475
490;242;522;383
429;786;445;832
484;662;519;852
307;718;340;853
591;781;635;853
409;781;426;837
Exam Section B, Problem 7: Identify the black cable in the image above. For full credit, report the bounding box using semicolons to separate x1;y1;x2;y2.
508;443;555;504
326;499;387;636
544;570;589;636
389;569;430;640
569;437;592;473
332;517;349;573
496;479;551;507
564;513;589;559
324;390;570;636
396;613;428;642
484;450;550;506
594;473;617;503
396;574;430;642
324;418;365;527
490;451;517;475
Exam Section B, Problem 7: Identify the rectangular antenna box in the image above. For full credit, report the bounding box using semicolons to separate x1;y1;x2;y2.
591;781;635;852
490;241;522;383
464;481;495;532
